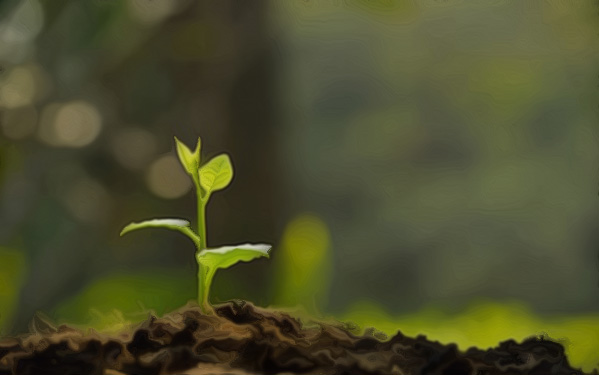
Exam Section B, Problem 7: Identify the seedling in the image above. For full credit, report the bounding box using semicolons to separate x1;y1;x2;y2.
120;136;271;314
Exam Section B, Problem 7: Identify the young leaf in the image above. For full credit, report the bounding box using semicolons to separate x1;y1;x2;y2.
120;218;201;247
174;136;201;178
199;154;233;195
196;243;271;271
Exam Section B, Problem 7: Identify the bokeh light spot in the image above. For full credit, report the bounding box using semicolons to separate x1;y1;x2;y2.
111;127;157;170
0;0;44;44
0;66;36;108
127;0;178;25
38;101;102;147
146;154;192;199
54;101;102;147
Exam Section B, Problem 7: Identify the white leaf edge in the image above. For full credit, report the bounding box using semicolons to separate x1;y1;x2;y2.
120;218;198;242
198;243;271;257
126;218;190;229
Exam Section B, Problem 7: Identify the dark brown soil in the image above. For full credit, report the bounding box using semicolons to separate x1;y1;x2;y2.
0;301;591;375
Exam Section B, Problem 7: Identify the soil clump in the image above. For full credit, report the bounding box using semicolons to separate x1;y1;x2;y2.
0;301;589;375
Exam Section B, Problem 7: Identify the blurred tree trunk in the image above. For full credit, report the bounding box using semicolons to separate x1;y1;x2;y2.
205;1;281;306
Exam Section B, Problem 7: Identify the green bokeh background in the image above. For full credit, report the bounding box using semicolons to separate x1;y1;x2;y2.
0;0;598;370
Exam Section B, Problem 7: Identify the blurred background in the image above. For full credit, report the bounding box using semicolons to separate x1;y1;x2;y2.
0;0;598;369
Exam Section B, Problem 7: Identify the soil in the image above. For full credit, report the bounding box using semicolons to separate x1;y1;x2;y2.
0;300;591;375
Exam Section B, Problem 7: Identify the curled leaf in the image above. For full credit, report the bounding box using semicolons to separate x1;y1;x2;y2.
197;243;271;271
174;136;201;181
120;218;201;247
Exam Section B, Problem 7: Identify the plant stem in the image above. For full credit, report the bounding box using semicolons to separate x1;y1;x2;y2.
197;191;207;250
196;182;210;313
197;263;215;314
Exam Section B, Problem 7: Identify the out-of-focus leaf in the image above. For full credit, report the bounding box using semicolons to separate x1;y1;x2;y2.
53;271;193;332
271;214;331;313
0;247;27;334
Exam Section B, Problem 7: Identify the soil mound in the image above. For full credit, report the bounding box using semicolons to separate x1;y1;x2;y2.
0;301;588;375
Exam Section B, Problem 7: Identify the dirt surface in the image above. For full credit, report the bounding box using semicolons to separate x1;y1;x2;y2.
0;301;591;375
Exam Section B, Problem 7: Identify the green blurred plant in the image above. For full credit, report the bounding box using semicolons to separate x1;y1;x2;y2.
121;136;271;314
0;247;27;335
272;213;331;314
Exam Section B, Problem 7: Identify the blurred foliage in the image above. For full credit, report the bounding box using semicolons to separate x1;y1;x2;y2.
343;299;599;372
271;213;332;313
0;247;26;334
53;270;193;332
272;0;599;315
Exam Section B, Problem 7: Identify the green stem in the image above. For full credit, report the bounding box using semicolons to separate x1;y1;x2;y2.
197;259;215;314
197;190;207;250
195;175;210;313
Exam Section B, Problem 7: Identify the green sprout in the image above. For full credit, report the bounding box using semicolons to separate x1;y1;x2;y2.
120;136;272;314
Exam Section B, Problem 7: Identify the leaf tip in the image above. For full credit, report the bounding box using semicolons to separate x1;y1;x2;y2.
120;224;133;237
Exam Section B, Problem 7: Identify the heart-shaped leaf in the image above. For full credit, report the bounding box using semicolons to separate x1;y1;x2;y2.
120;218;200;247
197;243;271;271
174;136;201;180
199;154;233;195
